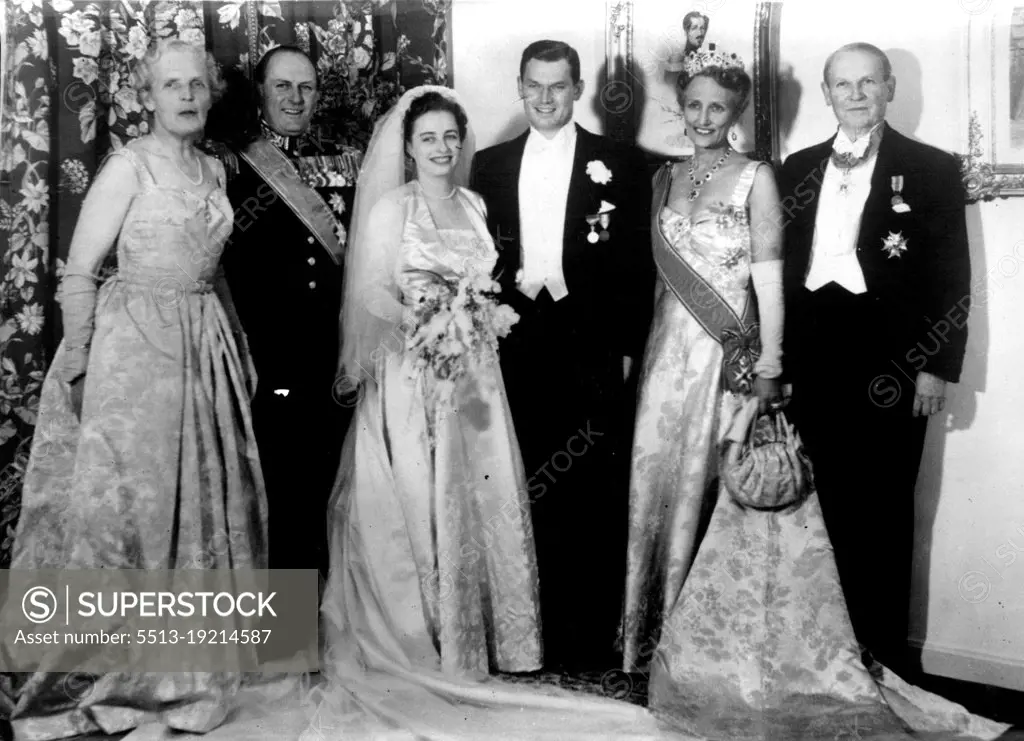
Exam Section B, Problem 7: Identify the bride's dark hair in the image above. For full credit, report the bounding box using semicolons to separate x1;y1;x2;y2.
678;65;753;116
402;92;469;144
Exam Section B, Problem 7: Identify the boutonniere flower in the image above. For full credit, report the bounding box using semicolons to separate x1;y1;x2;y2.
890;175;911;213
586;160;613;185
881;231;908;259
585;201;617;244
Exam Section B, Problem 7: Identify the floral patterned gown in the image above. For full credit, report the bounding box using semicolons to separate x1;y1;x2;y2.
4;143;267;740
621;161;1007;741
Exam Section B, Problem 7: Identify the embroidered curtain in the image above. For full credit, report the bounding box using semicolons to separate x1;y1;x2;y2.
0;0;452;568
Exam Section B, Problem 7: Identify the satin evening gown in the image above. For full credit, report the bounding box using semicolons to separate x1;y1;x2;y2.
4;144;268;740
621;161;1008;741
299;182;691;740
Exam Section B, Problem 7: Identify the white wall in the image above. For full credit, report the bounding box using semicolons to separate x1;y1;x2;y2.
453;0;1024;690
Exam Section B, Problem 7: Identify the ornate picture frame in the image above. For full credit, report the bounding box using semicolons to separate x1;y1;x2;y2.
962;3;1024;200
603;0;781;164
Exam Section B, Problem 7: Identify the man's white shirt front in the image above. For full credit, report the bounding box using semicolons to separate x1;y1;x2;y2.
517;123;576;301
804;131;879;295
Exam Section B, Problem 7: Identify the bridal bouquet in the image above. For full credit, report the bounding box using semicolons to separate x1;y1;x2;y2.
403;263;519;407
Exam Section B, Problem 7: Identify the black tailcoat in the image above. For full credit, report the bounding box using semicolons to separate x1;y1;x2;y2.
780;123;970;673
470;124;654;669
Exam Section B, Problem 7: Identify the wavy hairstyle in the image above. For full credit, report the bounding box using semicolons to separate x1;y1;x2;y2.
131;38;225;101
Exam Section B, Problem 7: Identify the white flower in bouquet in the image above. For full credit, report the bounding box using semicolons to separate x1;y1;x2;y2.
403;265;520;418
469;270;498;295
491;304;520;337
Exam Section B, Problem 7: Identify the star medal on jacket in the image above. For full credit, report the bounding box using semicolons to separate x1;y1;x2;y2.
890;175;911;213
585;200;617;243
881;231;908;258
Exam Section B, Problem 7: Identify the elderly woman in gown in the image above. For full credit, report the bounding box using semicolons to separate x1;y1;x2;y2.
2;40;266;739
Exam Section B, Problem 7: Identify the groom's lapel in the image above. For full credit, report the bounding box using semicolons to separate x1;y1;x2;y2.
501;132;529;277
563;125;596;264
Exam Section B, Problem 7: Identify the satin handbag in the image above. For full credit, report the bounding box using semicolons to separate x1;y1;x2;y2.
720;398;814;511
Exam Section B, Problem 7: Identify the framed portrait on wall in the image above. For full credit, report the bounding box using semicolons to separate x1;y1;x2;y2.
963;1;1024;199
603;0;781;164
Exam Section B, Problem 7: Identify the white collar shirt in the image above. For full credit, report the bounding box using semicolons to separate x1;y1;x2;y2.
517;123;577;301
804;149;878;294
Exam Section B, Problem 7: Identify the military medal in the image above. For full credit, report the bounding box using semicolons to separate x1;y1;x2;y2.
598;213;611;241
586;214;600;243
890;175;910;212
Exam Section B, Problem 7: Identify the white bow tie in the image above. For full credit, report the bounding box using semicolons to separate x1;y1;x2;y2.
833;132;871;159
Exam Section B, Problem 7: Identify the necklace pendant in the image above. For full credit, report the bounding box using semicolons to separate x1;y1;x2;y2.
688;190;699;202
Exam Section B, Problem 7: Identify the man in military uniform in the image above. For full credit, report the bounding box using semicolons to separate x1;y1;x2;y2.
220;46;358;583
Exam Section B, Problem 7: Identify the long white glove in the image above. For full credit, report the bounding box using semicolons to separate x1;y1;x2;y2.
55;272;100;383
750;259;784;380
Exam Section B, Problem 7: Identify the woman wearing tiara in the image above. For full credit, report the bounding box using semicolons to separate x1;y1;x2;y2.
620;52;1008;741
294;85;689;740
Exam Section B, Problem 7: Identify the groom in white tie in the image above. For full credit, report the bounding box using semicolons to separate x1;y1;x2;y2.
781;42;970;679
471;40;654;671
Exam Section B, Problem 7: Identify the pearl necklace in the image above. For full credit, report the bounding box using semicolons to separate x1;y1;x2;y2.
152;141;204;186
687;146;733;202
421;183;457;199
178;157;204;187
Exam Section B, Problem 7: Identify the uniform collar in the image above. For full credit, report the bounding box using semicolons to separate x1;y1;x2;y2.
261;118;302;156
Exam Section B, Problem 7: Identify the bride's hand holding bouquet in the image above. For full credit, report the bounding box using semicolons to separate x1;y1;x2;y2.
403;263;519;407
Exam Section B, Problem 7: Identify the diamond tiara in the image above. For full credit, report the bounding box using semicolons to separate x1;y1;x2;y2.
683;49;745;77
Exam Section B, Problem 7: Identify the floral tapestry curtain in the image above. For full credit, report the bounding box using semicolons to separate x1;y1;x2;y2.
0;0;452;568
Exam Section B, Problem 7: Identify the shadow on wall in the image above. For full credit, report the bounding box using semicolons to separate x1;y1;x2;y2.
885;47;924;140
912;200;990;654
776;62;802;158
589;56;650;152
880;49;989;662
